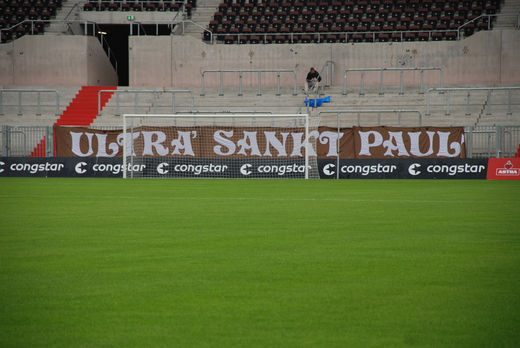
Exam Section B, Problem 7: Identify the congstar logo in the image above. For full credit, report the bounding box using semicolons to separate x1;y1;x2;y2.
157;162;169;174
323;163;335;176
75;162;87;174
408;163;421;176
240;163;252;176
0;161;4;173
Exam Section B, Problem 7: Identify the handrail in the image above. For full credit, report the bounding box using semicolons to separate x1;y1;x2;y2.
200;69;298;96
425;86;520;116
343;67;444;96
189;110;273;114
128;22;149;36
208;29;460;44
98;89;194;116
0;89;60;116
319;61;335;95
318;109;423;127
178;20;213;41
63;3;81;21
456;13;520;39
126;19;214;42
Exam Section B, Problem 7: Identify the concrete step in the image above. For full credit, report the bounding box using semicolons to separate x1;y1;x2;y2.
4;86;518;129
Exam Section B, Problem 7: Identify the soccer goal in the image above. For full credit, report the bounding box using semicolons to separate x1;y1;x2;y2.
122;113;319;179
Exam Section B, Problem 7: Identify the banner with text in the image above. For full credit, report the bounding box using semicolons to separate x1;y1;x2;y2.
55;125;466;159
318;158;487;179
0;157;486;179
486;158;520;180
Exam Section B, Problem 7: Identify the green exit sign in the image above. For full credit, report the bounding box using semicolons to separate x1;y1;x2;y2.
127;15;135;21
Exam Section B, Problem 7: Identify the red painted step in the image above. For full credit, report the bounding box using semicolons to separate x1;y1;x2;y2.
50;85;117;156
55;86;117;126
30;136;46;157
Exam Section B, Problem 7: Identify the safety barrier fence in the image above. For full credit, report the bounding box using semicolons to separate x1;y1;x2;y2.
200;69;298;96
465;125;520;158
426;86;520;116
98;89;194;116
0;89;60;116
343;67;444;96
1;125;53;157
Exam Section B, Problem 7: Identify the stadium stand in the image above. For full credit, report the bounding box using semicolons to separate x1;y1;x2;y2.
203;0;503;44
0;0;63;42
83;0;196;16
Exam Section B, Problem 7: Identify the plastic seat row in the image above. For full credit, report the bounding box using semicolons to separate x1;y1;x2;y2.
214;21;494;44
205;0;501;43
0;0;61;41
83;0;196;16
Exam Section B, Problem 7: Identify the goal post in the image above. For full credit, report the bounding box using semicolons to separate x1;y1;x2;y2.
122;113;319;179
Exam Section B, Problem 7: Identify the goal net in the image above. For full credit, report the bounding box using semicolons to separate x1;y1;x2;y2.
122;113;319;179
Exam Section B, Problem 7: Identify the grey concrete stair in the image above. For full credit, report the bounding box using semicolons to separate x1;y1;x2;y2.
495;0;520;29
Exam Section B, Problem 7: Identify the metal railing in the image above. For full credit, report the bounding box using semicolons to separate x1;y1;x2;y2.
465;126;520;158
1;125;53;157
457;13;520;39
318;109;423;127
177;20;213;41
426;86;520;116
189;110;272;114
319;60;335;95
209;29;460;44
342;67;444;96
200;69;298;96
82;0;185;12
0;89;60;116
98;89;194;116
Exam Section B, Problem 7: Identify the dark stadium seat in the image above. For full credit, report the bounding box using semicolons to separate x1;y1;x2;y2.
202;0;503;45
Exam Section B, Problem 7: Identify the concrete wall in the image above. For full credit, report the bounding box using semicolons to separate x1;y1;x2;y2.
129;29;520;88
0;35;117;86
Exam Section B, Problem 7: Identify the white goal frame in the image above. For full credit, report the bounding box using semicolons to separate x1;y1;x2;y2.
122;113;312;179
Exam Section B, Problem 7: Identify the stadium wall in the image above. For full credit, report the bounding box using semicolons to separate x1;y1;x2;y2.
0;35;117;86
129;29;520;88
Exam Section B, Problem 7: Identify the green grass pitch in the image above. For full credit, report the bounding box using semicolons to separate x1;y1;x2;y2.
1;178;519;347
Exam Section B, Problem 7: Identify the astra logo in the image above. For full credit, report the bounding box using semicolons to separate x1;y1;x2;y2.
75;162;87;174
323;163;335;176
157;162;169;174
0;161;4;173
240;163;252;176
408;163;421;176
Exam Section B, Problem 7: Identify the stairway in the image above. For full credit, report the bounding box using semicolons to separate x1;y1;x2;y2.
55;86;117;126
30;137;47;157
182;0;220;40
45;0;84;35
495;0;520;29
